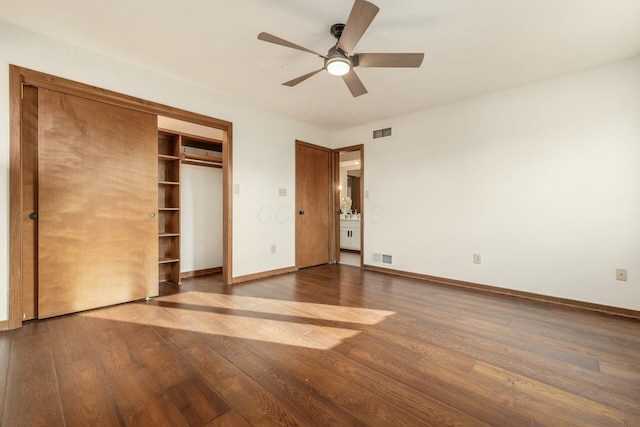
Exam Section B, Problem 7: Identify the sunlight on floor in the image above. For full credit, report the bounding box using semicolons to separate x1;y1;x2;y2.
172;292;394;325
82;293;396;350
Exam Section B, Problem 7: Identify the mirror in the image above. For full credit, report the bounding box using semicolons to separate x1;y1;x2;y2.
339;150;361;215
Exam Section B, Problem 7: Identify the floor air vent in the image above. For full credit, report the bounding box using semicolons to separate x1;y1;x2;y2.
373;253;393;264
373;127;392;139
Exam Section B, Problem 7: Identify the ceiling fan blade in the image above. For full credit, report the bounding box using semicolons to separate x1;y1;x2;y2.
356;53;424;68
258;32;323;56
336;0;380;55
282;68;324;87
341;70;368;97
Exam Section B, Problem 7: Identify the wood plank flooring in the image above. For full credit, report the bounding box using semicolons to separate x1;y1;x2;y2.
1;264;639;426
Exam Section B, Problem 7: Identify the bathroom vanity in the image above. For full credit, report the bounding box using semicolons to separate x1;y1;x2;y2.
340;217;361;251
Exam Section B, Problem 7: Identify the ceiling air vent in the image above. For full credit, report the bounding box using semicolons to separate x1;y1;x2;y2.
372;127;392;139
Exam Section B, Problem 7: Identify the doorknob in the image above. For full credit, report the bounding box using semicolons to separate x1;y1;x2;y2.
299;210;305;215
28;212;38;220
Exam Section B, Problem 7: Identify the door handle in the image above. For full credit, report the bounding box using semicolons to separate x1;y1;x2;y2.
28;212;38;220
299;210;305;215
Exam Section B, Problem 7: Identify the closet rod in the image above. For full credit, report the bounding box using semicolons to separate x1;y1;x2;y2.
182;152;223;168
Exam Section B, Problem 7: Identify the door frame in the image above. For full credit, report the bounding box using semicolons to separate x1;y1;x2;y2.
333;144;364;267
8;65;234;329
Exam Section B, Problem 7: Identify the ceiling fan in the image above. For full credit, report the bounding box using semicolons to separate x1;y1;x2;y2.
257;0;424;97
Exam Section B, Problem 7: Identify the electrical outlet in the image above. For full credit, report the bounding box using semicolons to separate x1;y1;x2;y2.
233;184;240;195
365;190;370;199
278;188;287;197
473;253;482;264
271;244;276;254
616;268;627;281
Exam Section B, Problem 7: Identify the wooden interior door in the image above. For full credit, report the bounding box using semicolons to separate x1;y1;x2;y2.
37;88;158;318
296;141;331;268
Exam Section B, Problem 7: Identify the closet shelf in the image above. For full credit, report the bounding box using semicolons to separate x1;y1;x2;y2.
159;207;180;211
159;257;180;264
158;180;179;185
158;154;180;160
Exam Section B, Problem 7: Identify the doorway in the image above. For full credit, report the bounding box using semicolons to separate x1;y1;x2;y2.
334;145;364;267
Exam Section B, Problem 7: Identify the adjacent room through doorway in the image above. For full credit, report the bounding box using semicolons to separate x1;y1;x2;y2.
336;147;363;267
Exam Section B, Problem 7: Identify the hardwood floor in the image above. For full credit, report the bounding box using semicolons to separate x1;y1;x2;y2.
1;264;639;426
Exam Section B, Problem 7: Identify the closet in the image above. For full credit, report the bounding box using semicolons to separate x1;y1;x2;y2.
10;66;232;326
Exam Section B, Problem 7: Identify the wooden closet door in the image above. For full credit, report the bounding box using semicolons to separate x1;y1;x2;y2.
37;89;158;318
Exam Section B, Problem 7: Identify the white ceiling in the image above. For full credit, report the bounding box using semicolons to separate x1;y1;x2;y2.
2;0;640;131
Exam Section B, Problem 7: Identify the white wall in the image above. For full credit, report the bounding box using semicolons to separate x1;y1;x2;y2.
333;56;640;311
181;165;223;272
0;21;331;321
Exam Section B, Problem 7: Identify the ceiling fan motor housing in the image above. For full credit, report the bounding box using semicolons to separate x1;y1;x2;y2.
330;23;345;40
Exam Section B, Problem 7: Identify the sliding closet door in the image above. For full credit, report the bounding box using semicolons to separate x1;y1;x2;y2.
37;88;158;318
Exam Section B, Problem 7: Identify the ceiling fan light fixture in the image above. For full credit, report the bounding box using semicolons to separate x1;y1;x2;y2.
326;57;351;76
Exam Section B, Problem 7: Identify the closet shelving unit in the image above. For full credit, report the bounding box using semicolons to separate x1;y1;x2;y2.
158;130;182;285
157;128;224;285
